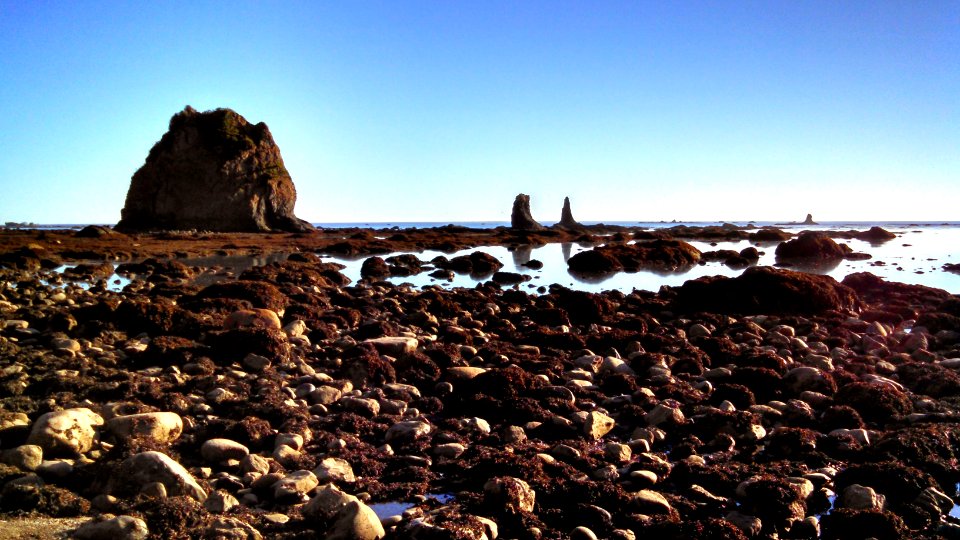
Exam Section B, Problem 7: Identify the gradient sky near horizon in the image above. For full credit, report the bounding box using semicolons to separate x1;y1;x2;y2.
0;1;957;224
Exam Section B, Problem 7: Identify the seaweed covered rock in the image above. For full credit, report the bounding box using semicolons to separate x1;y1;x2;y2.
775;232;850;261
670;266;861;315
569;240;701;274
116;106;313;233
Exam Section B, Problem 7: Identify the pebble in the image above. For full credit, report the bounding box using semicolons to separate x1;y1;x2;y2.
224;308;282;331
1;444;43;471
73;515;149;540
27;407;104;456
584;410;615;440
314;457;356;483
273;469;319;501
201;438;250;462
840;483;885;510
485;476;536;513
385;420;431;441
205;490;240;513
363;336;418;357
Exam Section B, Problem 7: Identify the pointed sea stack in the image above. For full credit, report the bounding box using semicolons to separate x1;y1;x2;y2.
556;196;584;230
510;193;544;230
116;106;314;233
803;213;817;225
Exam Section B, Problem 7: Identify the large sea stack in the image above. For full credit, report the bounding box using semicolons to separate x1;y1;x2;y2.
510;193;543;230
116;106;313;233
556;196;584;230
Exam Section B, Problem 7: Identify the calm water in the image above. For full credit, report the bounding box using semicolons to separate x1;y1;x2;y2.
29;222;960;295
320;223;960;294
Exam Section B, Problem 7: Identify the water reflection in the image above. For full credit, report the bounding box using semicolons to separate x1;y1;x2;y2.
510;245;533;267
773;258;843;275
561;242;573;262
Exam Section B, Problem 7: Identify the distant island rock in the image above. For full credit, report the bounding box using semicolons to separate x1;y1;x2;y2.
510;193;544;230
116;106;313;233
803;213;817;225
556;196;584;230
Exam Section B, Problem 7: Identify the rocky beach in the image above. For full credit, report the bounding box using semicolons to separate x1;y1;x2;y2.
2;220;960;540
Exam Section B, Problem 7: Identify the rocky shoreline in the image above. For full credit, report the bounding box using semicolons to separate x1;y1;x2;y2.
2;227;960;539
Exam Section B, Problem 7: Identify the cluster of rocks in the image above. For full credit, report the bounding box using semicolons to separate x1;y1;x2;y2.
2;239;960;539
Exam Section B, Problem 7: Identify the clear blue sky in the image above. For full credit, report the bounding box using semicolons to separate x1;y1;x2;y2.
0;1;957;224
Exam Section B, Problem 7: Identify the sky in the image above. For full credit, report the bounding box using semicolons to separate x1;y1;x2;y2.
0;1;957;224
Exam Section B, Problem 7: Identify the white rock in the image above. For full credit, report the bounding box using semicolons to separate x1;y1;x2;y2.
273;470;319;500
584;411;615;440
363;336;418;357
27;408;104;456
201;438;250;462
630;489;672;514
327;500;387;540
314;457;356;484
303;484;360;521
1;444;42;471
385;420;431;442
112;451;207;501
105;412;183;444
484;476;535;513
74;515;149;540
283;319;309;338
205;490;240;513
644;403;684;426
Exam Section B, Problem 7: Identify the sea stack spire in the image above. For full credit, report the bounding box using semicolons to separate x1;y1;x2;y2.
557;196;583;230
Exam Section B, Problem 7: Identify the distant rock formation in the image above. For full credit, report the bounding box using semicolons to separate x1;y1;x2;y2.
116;106;313;233
510;194;543;230
803;214;817;225
556;197;583;230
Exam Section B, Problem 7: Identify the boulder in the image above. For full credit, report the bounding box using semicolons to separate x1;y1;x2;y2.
109;451;207;501
775;232;851;261
27;408;104;456
116;106;313;233
569;240;701;274
511;193;544;230
855;226;897;242
670;266;862;315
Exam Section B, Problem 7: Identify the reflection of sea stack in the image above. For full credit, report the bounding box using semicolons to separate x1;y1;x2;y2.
803;214;817;225
116;106;313;233
510;193;544;230
557;196;584;230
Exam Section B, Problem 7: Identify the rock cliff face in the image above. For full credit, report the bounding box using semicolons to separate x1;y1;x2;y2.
556;197;583;230
510;194;543;230
116;106;313;233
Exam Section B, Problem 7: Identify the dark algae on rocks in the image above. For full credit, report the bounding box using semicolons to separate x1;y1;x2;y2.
2;225;960;539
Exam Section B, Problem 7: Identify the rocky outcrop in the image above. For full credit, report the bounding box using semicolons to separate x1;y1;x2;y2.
855;226;897;242
510;194;543;230
568;239;701;274
556;197;583;230
776;231;852;261
116;106;313;233
803;214;817;225
671;266;862;315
